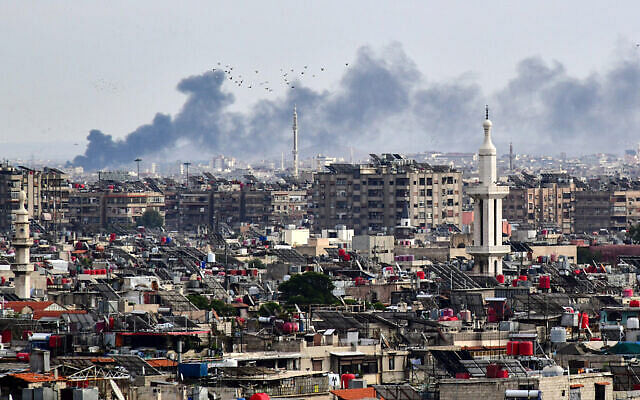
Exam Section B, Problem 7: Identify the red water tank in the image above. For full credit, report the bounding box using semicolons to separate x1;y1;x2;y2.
631;300;640;308
486;363;500;378
341;373;356;388
250;394;270;400
455;372;470;379
416;271;426;280
506;341;519;356
1;329;11;343
496;369;509;378
518;275;528;281
512;279;519;287
519;341;534;356
283;322;295;334
496;274;505;284
338;248;346;256
580;313;589;329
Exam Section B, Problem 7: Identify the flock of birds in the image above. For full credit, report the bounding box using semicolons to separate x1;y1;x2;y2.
212;62;351;93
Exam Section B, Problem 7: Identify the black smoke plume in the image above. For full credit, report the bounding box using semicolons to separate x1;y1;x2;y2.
71;44;640;170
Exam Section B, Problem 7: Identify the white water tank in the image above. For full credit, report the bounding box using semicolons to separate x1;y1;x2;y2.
207;252;215;263
629;317;640;330
550;327;567;343
541;366;564;377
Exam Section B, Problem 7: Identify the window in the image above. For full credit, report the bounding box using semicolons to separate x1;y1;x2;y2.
388;356;395;370
312;359;323;371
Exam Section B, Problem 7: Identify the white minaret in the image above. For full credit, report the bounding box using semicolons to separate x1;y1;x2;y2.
467;107;510;276
12;190;34;298
292;105;299;178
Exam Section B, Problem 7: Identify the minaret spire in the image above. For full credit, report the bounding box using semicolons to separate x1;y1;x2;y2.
485;104;489;120
292;105;299;178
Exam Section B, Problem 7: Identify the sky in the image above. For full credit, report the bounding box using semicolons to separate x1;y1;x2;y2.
1;2;640;165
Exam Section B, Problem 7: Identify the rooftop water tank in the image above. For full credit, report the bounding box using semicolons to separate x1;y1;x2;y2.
550;327;567;343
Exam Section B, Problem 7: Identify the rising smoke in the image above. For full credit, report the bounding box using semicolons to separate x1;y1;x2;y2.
71;44;640;170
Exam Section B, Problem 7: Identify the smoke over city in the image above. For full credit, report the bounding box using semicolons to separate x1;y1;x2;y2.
71;44;640;170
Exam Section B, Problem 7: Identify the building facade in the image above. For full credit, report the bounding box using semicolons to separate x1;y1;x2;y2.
313;154;462;235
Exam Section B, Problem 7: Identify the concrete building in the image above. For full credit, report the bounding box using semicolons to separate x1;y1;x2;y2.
574;190;612;234
0;165;22;231
177;191;212;231
270;190;308;226
69;188;165;230
503;179;577;234
313;154;462;235
352;235;395;264
467;109;509;276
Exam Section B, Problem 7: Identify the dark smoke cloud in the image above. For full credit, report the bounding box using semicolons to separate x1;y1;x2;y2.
71;44;640;170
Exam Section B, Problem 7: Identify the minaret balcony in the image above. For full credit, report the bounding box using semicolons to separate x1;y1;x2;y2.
467;244;510;255
466;185;509;198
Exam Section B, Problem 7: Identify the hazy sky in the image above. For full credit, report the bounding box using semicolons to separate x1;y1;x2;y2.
1;2;640;161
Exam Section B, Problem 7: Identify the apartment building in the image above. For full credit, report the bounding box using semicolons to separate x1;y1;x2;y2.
103;191;164;227
0;165;70;232
177;191;212;231
211;183;309;227
69;189;165;229
502;173;578;233
0;165;22;231
313;154;463;234
270;190;309;225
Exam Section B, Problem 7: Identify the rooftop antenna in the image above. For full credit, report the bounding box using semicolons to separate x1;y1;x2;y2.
485;104;489;120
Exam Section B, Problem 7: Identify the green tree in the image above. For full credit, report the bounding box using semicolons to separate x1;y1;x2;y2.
187;295;237;316
248;259;265;269
278;272;337;305
210;299;236;317
258;301;282;317
187;294;210;310
137;209;164;229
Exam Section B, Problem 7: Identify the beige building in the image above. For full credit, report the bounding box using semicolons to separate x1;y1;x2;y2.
503;183;577;234
439;372;613;400
313;154;462;234
352;235;395;264
69;190;164;229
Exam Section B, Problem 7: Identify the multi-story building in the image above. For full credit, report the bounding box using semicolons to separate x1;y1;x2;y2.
211;183;309;228
103;191;164;227
68;191;103;228
269;190;308;226
0;165;70;232
573;190;611;234
39;167;70;231
503;173;578;233
313;154;463;234
0;165;22;231
69;187;164;230
177;191;212;231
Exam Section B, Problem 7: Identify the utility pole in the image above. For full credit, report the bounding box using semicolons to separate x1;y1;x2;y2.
134;158;142;181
